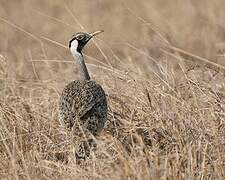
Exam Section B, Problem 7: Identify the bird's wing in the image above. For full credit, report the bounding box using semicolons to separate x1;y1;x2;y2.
63;80;106;121
78;100;94;118
77;94;103;119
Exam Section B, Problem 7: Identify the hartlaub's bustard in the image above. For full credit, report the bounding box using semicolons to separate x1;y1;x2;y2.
59;30;107;160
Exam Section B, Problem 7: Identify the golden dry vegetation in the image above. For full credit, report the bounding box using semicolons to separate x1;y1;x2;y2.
0;0;225;179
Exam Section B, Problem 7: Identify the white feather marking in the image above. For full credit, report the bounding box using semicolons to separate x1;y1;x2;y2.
70;39;79;55
70;39;83;64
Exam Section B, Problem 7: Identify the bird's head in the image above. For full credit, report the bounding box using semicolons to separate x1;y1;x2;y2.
69;30;104;54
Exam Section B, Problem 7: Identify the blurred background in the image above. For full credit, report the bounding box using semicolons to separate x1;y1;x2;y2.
0;0;225;93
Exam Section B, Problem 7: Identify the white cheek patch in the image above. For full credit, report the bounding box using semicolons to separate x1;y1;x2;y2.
70;39;82;61
70;40;79;55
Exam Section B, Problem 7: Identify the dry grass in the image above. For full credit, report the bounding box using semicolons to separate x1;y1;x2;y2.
0;0;225;179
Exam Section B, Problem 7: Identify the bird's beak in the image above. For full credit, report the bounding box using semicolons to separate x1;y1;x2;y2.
89;30;104;37
82;30;104;47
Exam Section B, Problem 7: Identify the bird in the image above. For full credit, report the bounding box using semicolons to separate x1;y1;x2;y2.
58;30;108;161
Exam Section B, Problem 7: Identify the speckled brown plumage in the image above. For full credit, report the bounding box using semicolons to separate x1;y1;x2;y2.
59;80;107;160
59;80;107;132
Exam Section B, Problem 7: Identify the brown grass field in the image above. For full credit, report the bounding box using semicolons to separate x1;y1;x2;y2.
0;0;225;179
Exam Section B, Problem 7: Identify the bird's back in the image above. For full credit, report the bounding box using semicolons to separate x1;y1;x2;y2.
59;80;107;135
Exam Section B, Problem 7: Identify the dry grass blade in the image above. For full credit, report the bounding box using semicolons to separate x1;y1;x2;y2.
41;36;68;49
0;1;225;179
170;46;225;72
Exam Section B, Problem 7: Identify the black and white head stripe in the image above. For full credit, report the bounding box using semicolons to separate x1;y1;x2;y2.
68;30;104;52
69;32;92;53
69;33;85;47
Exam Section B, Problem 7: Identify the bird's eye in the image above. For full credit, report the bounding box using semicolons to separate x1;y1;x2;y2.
76;35;84;40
